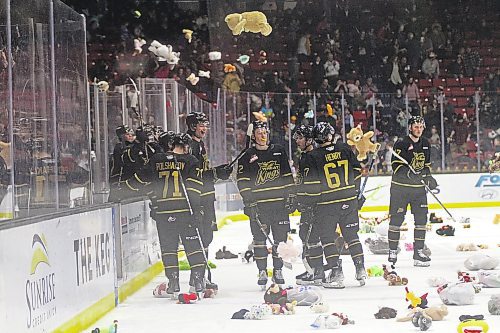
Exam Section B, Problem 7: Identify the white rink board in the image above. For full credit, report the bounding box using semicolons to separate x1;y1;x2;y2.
362;173;500;209
0;208;115;332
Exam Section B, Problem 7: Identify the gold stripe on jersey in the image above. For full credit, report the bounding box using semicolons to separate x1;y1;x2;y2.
188;188;202;194
134;174;148;184
125;179;139;191
237;177;251;182
240;188;251;192
187;178;203;185
317;195;357;205
157;209;190;214
354;175;362;180
304;180;321;185
283;173;293;177
257;198;284;203
392;160;405;165
322;185;355;194
200;190;215;196
393;164;404;174
298;192;320;196
157;197;185;202
391;181;424;188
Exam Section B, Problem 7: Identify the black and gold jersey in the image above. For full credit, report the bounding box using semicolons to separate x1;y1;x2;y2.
295;150;311;205
190;139;216;204
125;152;203;215
110;141;133;185
391;136;431;188
300;142;361;207
236;144;295;208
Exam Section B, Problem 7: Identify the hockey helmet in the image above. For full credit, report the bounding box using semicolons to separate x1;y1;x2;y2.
408;116;426;128
158;131;176;151
136;124;155;143
293;124;313;140
251;120;268;132
312;122;335;144
115;125;134;139
173;133;192;147
186;112;209;132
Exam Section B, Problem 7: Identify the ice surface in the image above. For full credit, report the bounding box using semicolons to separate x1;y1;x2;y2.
92;208;500;332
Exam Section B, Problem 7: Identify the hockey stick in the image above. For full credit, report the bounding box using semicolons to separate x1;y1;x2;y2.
227;123;254;168
253;212;293;270
358;145;381;199
173;155;214;283
390;148;457;223
364;184;388;194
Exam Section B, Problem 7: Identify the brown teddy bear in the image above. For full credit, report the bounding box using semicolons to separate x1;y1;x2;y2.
396;305;448;322
225;11;272;36
346;124;380;161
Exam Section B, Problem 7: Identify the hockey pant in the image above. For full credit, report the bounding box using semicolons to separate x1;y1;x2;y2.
156;213;206;282
315;200;364;267
388;185;428;251
248;206;290;271
298;209;323;270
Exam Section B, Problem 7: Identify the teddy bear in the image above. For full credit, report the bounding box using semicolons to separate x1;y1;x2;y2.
346;124;381;161
396;305;449;322
224;11;272;36
148;41;180;65
264;283;287;306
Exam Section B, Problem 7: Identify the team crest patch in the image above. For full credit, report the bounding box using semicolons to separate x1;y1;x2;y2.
397;208;404;213
249;154;258;163
256;161;280;185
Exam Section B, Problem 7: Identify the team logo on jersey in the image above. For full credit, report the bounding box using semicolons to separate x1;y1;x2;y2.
410;152;425;171
256;161;280;185
249;154;258;163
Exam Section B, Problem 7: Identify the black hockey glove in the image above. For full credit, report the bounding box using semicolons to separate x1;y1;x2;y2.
357;194;366;210
191;210;204;229
285;195;298;214
214;164;233;181
299;205;316;225
422;175;438;191
243;202;258;223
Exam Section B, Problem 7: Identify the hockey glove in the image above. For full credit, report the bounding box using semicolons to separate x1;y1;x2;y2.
357;194;366;210
214;164;233;181
191;210;203;229
285;195;298;214
299;205;316;225
422;175;438;190
243;202;258;223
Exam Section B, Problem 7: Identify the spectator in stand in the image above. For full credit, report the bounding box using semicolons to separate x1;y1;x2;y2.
428;125;442;168
402;77;420;116
399;56;412;82
463;47;481;77
448;113;470;155
297;33;312;63
362;77;379;109
333;79;347;97
344;109;354;133
447;55;466;78
421;51;440;79
404;32;422;72
429;22;446;57
389;56;403;92
482;72;498;96
310;55;324;92
323;52;340;83
317;78;333;103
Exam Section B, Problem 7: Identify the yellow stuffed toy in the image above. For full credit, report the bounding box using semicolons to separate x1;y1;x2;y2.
225;11;272;36
347;124;380;161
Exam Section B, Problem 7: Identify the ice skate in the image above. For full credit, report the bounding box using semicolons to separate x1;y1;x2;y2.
388;249;398;268
413;248;431;267
323;261;345;289
272;268;285;286
296;271;313;285
189;271;206;295
167;272;180;298
354;260;367;286
258;269;268;290
300;266;325;286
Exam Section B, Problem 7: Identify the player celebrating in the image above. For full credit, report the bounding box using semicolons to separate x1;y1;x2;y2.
125;132;207;295
293;125;325;285
185;112;233;283
109;125;135;202
388;116;438;267
236;120;296;288
301;122;366;288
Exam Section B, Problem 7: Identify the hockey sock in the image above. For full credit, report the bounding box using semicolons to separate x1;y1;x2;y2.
323;241;340;268
346;238;364;263
253;240;268;271
414;224;427;249
306;242;324;269
388;220;403;251
162;251;179;276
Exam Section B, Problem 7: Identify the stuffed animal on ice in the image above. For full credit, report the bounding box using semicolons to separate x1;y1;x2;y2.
457;315;489;333
225;11;272;36
311;313;354;328
374;307;397;319
382;264;408;286
397;305;449;322
405;287;428;309
478;271;500;288
347;124;381;161
264;283;288;306
464;254;499;271
231;304;273;320
148;41;180;65
489;294;500;315
286;285;323;306
437;282;476;305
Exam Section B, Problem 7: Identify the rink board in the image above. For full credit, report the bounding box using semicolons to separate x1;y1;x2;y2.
0;208;115;333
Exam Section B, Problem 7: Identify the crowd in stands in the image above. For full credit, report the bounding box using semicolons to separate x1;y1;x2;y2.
70;0;499;172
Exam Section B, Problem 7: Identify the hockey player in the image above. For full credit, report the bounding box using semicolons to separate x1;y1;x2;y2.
125;132;207;295
293;125;325;285
186;113;233;269
236;120;296;287
301;122;366;288
387;116;438;267
109;125;135;202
